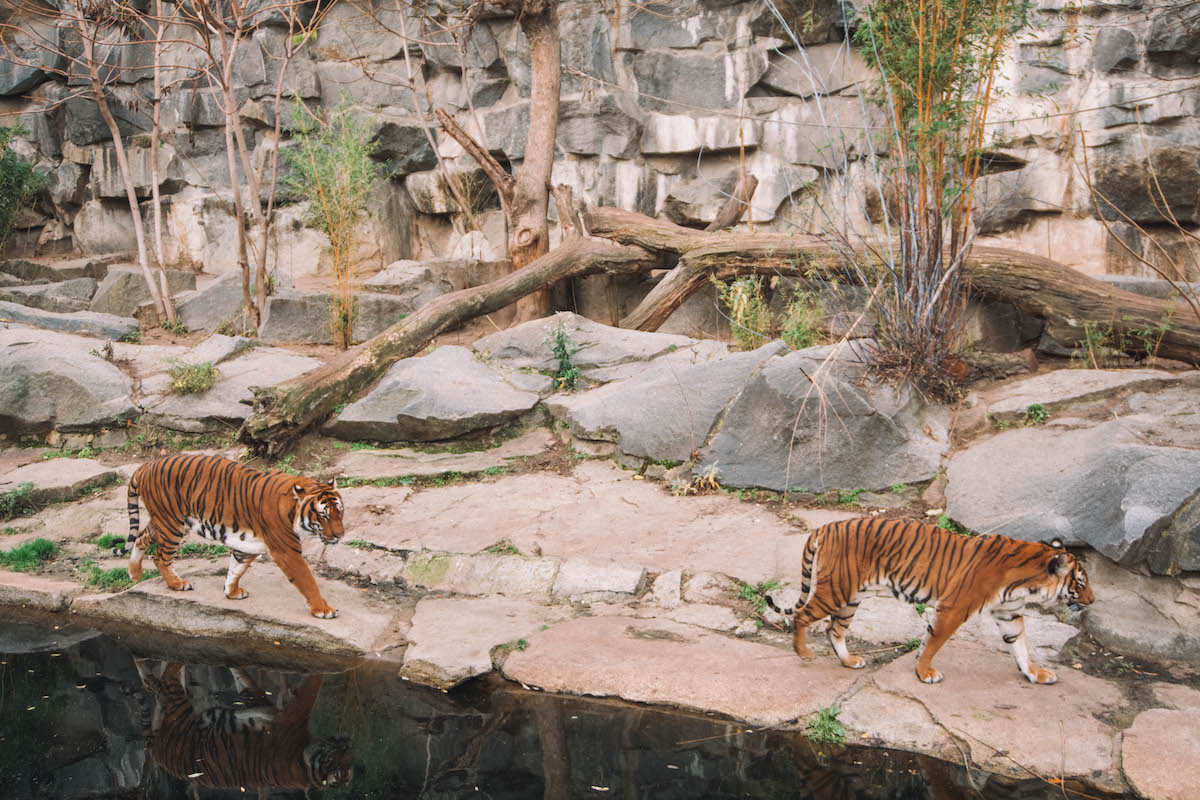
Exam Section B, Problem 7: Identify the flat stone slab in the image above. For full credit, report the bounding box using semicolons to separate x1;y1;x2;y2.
180;333;255;366
402;552;561;597
0;300;137;340
1121;708;1200;800
0;572;86;613
325;346;539;442
839;686;957;757
401;597;571;689
342;461;797;583
142;347;322;433
0;458;121;504
502;615;859;728
552;558;647;599
871;643;1124;790
336;427;554;479
984;368;1178;420
70;562;396;659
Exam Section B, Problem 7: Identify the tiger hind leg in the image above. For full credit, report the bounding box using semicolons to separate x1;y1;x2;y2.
792;583;841;660
127;525;155;582
827;594;866;668
149;526;193;591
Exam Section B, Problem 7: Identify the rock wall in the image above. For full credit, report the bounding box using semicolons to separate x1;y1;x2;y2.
2;0;1197;288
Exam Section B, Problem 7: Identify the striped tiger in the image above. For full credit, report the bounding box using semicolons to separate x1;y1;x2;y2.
140;661;353;790
125;454;345;618
768;518;1093;685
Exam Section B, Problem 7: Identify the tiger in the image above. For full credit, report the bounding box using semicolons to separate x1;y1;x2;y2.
767;517;1093;685
125;454;346;618
139;660;354;790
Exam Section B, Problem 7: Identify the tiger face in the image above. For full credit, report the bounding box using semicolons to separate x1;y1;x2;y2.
292;482;345;545
1046;539;1093;611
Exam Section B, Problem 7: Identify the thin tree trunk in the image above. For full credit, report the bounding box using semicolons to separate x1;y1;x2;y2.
148;0;177;325
240;238;657;453
81;20;167;321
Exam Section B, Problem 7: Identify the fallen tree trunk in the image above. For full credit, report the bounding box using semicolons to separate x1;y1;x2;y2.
239;238;658;454
585;207;1200;365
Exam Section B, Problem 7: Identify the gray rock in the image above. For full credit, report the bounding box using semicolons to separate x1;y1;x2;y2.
662;170;741;226
748;0;844;45
759;45;873;98
946;417;1200;563
1146;7;1200;74
1122;709;1200;800
325;346;539;442
371;121;438;176
1096;275;1200;300
337;428;554;479
142;347;321;433
362;259;458;307
90;267;197;317
473;312;703;378
258;290;414;344
698;342;951;492
0;301;137;341
632;50;768;113
48;161;88;207
314;0;412;61
315;61;412;109
0;327;138;435
91;143;181;199
558;95;643;159
984;368;1178;421
0;459;121;505
550;341;787;462
72;200;139;255
618;5;719;49
0;260;58;282
481;103;530;162
1082;556;1200;664
175;271;256;333
0;291;88;314
1092;138;1200;225
552;558;647;600
1122;485;1200;574
181;334;255;367
1092;28;1138;73
560;11;617;94
421;18;502;71
64;95;146;147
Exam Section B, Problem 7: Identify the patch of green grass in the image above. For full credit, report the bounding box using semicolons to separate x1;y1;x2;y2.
837;488;864;505
273;454;299;475
902;637;921;652
890;483;908;495
739;580;782;616
178;542;229;558
350;441;374;451
93;534;127;551
914;602;928;617
161;320;189;335
484;538;521;556
0;482;36;522
41;447;98;461
780;287;824;351
84;565;135;590
0;538;59;572
333;403;347;415
165;359;217;395
346;539;374;550
2;527;17;536
341;475;415;488
805;705;846;745
119;330;141;343
936;514;971;535
1023;403;1048;425
481;465;507;476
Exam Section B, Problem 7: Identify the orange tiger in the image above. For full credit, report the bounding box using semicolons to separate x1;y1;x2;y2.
139;661;353;790
769;518;1093;684
125;454;346;618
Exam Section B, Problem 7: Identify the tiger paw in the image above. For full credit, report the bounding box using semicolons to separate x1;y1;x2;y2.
168;581;194;592
1028;666;1057;685
917;666;943;684
225;589;249;600
311;606;339;619
842;655;866;669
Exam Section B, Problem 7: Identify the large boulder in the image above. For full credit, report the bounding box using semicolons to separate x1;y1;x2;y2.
549;341;788;462
362;260;460;307
946;401;1200;565
0;301;137;340
257;290;414;344
0;327;138;435
72;199;139;254
631;50;768;113
1081;556;1200;664
0;278;97;314
698;342;951;491
473;312;724;383
89;267;197;317
141;347;321;433
324;345;539;442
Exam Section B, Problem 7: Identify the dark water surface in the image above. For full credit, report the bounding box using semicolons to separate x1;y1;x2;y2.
0;620;1117;800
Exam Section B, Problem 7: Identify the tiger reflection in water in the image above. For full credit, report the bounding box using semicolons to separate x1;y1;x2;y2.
136;660;354;795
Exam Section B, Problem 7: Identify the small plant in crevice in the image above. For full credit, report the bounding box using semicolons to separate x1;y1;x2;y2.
484;538;521;556
165;359;217;395
780;287;824;351
161;320;189;336
715;276;771;351
805;705;847;745
346;539;374;550
902;637;921;652
936;514;971;535
0;482;36;522
837;488;864;506
739;580;782;616
914;602;928;617
548;322;581;391
890;483;909;495
1023;403;1048;426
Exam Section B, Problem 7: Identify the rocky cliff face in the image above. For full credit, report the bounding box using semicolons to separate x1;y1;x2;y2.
1;0;1197;283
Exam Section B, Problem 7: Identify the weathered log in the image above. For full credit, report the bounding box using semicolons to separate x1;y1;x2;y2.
705;174;759;232
239;238;658;453
585;207;1200;365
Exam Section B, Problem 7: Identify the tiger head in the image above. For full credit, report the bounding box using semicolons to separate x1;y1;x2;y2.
1045;539;1094;612
303;735;354;786
292;481;345;545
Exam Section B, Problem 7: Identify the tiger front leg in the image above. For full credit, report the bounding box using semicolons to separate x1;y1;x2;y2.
915;606;967;684
992;608;1056;684
270;546;338;619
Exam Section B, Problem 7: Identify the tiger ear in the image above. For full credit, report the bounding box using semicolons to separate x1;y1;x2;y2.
1049;554;1071;576
1041;538;1065;550
292;483;304;501
331;477;337;491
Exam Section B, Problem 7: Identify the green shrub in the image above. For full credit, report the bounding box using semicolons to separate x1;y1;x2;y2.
549;322;581;391
0;538;59;572
715;276;771;351
0;125;45;254
805;705;847;745
0;482;36;521
780;288;823;350
165;359;217;395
